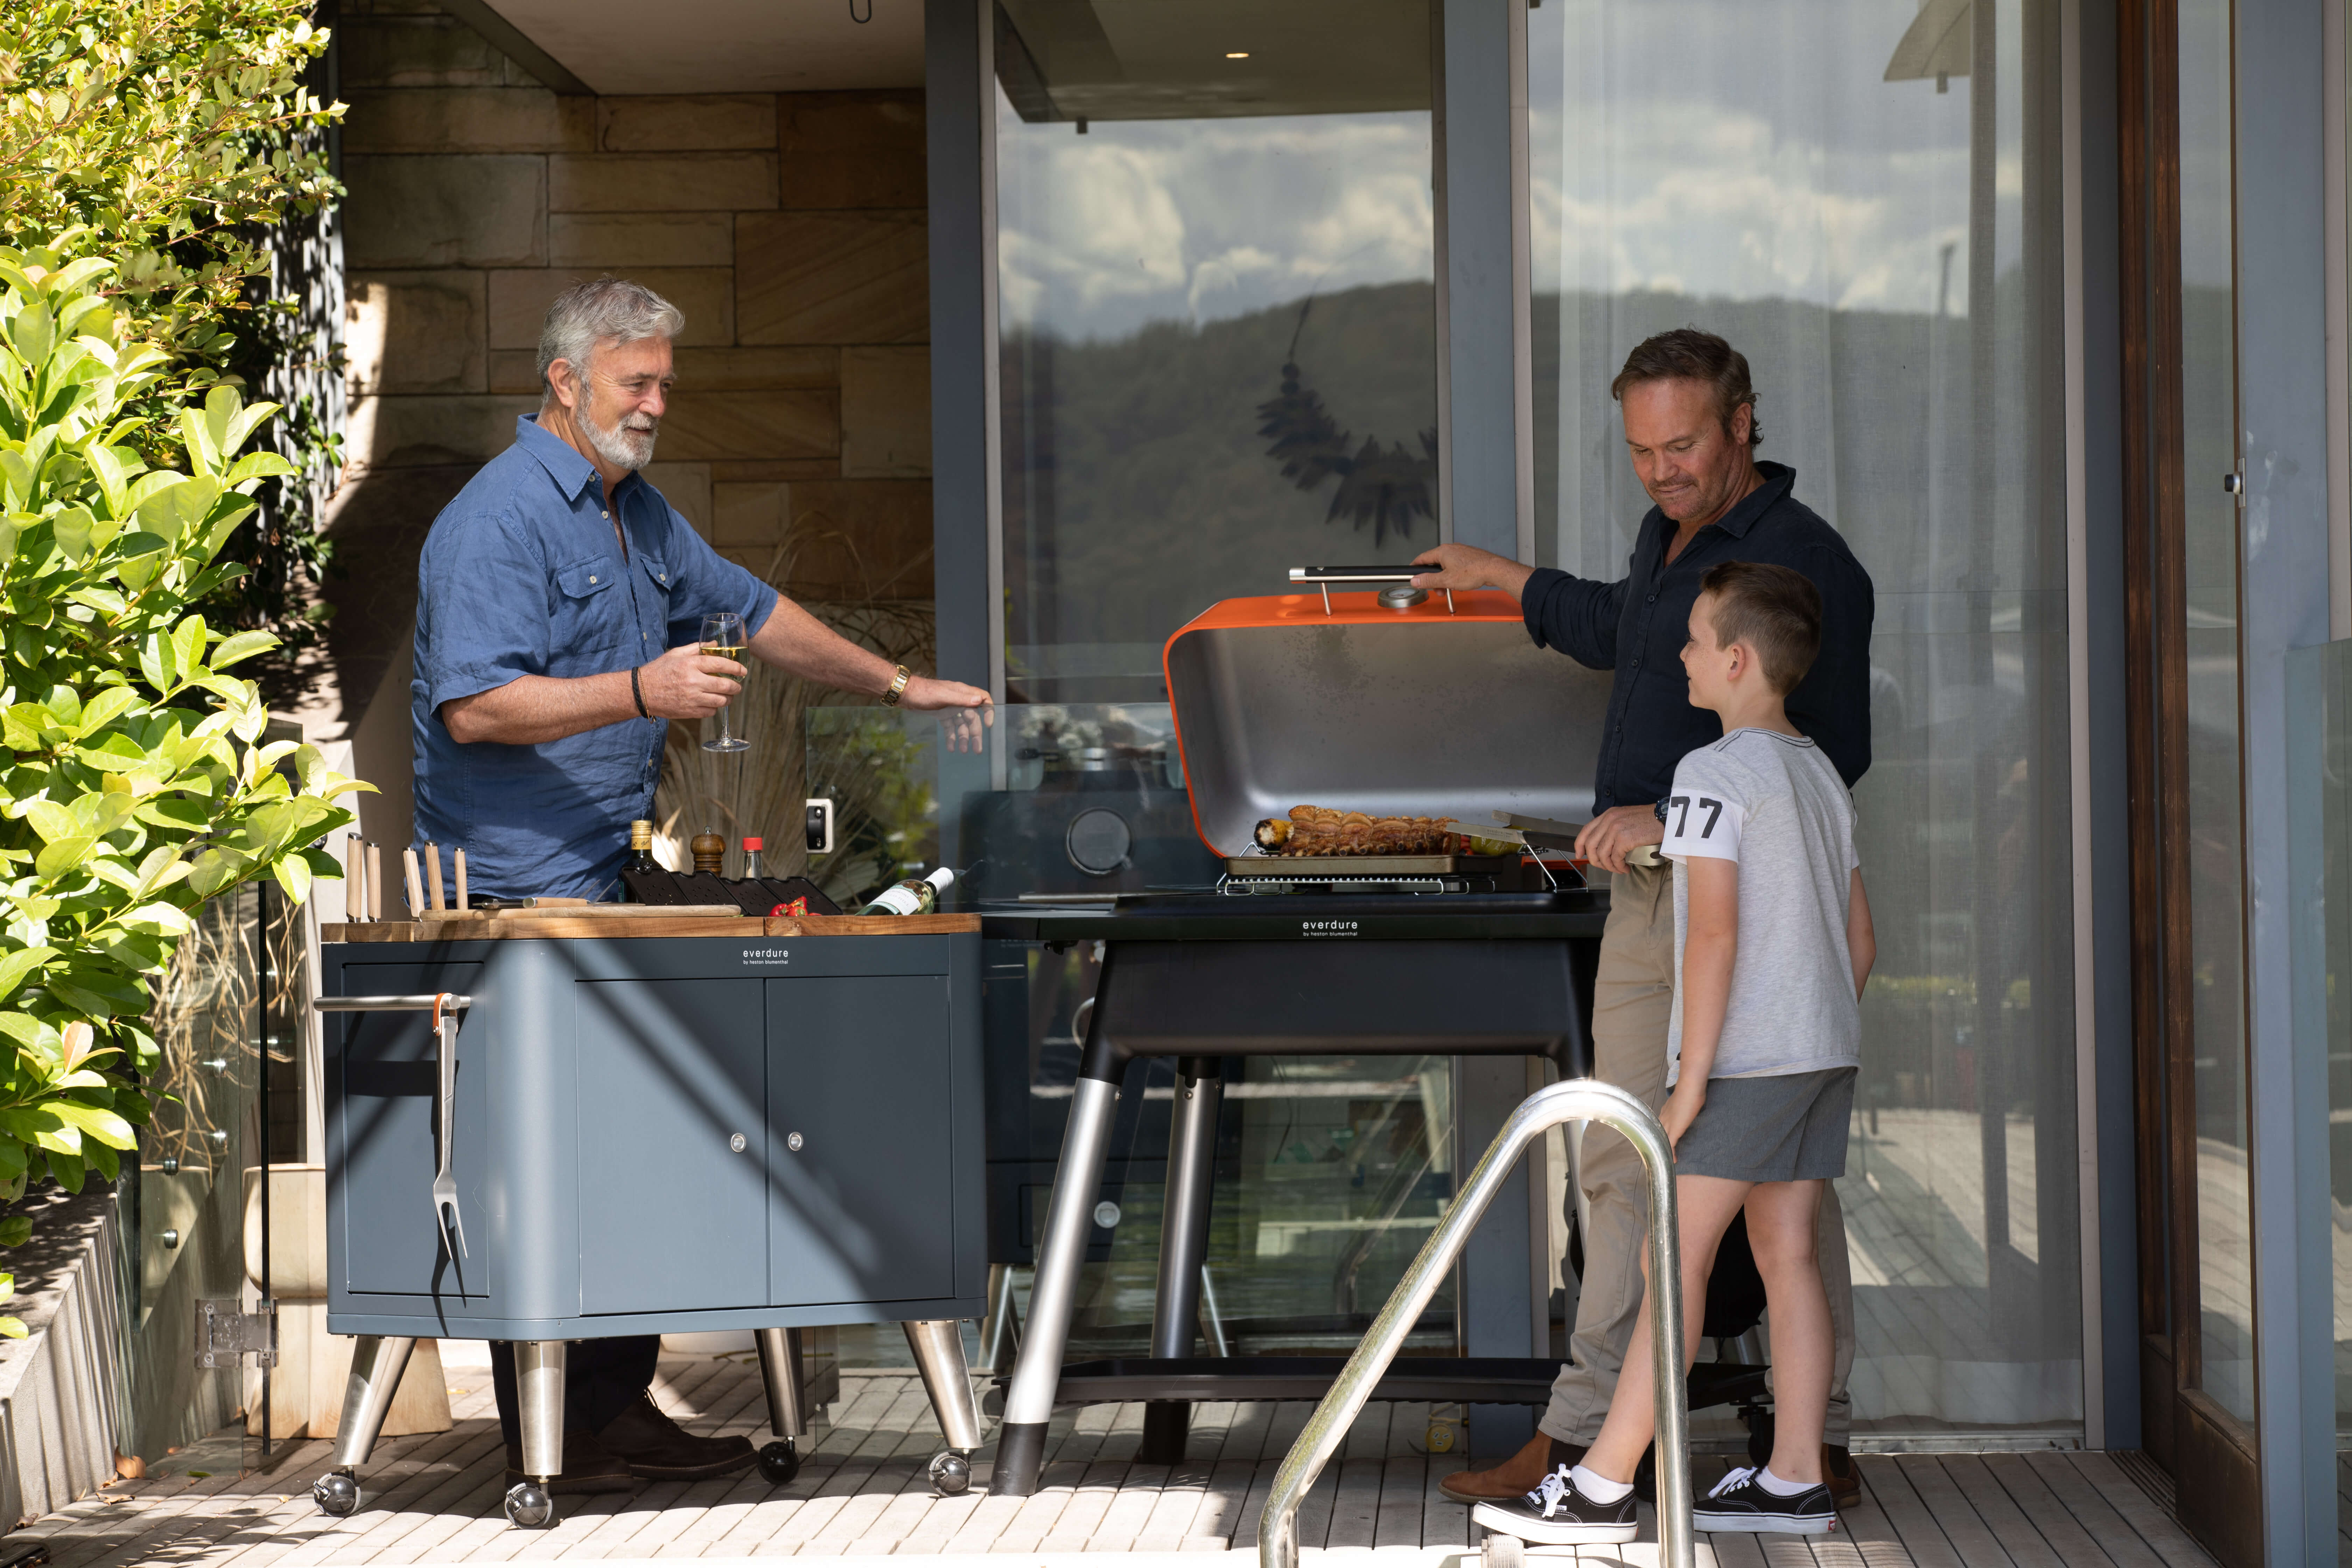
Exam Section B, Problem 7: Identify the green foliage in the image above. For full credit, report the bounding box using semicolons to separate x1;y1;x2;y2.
1;0;345;679
0;251;366;1198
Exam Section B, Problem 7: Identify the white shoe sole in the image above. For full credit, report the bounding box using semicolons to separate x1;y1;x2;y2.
1471;1501;1637;1546
1694;1509;1835;1534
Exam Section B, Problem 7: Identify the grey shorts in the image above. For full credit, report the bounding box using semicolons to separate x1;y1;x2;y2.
1672;1066;1856;1182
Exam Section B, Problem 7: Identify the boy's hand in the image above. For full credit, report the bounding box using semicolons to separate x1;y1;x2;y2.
1661;1081;1706;1152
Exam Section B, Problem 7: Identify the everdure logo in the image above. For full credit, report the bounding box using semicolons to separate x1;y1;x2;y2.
1301;920;1358;936
741;948;792;965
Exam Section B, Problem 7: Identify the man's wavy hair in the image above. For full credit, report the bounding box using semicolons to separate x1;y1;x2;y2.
1610;328;1763;448
537;276;684;395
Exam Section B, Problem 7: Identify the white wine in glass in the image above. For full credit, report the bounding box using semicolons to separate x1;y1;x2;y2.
700;611;750;753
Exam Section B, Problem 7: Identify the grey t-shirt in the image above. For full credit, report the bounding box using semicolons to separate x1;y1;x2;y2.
1660;728;1862;1084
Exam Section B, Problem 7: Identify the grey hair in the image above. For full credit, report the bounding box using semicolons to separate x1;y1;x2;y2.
536;276;685;394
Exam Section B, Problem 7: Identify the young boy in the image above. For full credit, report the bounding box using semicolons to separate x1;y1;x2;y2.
1474;560;1874;1543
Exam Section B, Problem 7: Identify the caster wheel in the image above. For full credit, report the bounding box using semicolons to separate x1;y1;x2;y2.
928;1450;972;1497
312;1471;359;1517
1424;1421;1455;1454
503;1481;555;1530
1482;1528;1524;1568
759;1440;801;1485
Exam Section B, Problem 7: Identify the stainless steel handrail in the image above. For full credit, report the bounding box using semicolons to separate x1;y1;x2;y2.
1258;1078;1692;1568
314;995;472;1011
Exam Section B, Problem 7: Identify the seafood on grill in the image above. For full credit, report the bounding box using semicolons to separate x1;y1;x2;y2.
1253;805;1458;856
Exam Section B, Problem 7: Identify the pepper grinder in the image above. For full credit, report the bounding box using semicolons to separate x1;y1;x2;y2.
691;830;728;876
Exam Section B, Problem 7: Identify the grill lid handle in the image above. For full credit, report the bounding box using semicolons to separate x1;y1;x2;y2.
1287;566;1454;617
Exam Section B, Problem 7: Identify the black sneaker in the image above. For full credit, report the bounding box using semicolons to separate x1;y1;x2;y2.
1470;1465;1637;1546
1693;1466;1836;1535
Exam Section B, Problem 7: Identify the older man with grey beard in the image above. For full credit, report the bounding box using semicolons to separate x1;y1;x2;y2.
408;276;992;1494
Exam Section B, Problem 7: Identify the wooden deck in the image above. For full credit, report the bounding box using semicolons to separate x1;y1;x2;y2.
3;1351;2219;1567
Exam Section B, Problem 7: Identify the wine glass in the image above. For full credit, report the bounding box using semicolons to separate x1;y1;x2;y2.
699;611;749;753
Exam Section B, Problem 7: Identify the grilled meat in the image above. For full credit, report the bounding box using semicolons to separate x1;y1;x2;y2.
1253;805;1457;857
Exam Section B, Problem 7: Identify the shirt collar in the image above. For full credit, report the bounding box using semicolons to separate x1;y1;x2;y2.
514;414;641;507
1712;461;1796;539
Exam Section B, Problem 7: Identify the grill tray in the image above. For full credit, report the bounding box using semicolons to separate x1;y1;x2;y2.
1222;852;1519;877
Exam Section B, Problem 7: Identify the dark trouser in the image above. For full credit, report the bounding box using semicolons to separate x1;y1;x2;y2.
491;1335;662;1444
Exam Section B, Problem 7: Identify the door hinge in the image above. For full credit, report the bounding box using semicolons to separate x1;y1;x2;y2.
195;1298;277;1370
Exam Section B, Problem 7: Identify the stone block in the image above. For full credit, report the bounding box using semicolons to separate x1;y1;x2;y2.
345;271;487;396
839;346;930;477
736;212;928;346
710;481;788;550
778;92;924;208
709;459;840;483
342;87;592;154
346;395;540;469
672;347;839;391
548;153;779;213
599;96;777;152
550;212;735;269
775;479;933;601
342;17;508;88
657;390;838;462
489;349;542;395
343;155;547;268
486;267;735;350
640;462;713;534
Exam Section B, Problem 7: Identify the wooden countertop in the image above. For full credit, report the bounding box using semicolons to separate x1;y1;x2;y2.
323;912;981;942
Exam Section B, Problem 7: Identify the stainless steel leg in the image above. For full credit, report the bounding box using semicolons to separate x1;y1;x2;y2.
515;1340;568;1481
755;1326;807;1440
903;1320;985;1451
329;1335;416;1469
995;1073;1122;1495
1199;1263;1231;1358
978;1263;1023;1375
1142;1061;1222;1462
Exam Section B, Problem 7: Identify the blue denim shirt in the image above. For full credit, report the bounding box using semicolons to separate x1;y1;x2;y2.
410;416;777;901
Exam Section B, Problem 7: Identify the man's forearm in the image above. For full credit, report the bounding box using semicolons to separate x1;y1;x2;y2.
749;597;897;696
443;670;637;746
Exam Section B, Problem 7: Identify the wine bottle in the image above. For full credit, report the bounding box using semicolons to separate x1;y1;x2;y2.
622;820;663;904
858;866;954;917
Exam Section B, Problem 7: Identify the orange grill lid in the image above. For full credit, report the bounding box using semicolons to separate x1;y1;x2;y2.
1162;583;1614;859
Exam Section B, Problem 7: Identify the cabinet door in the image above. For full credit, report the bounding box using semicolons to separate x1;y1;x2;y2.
766;977;955;1306
335;961;483;1297
579;979;766;1314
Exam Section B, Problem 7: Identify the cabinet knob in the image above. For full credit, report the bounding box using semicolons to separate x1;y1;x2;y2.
161;1228;180;1248
729;1133;747;1153
786;1132;804;1153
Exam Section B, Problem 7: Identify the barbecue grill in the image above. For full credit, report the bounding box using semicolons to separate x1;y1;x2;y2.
980;576;1689;1493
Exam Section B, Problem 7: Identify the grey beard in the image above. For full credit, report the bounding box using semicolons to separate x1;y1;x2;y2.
581;403;657;471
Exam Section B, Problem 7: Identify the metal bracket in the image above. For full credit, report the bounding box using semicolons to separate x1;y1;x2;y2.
196;1297;277;1369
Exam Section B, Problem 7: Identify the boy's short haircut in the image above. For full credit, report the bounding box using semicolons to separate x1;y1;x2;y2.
1699;560;1822;695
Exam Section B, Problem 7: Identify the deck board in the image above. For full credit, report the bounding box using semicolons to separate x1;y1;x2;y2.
0;1359;2221;1565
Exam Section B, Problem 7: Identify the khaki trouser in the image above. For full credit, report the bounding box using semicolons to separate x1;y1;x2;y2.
1538;861;1856;1447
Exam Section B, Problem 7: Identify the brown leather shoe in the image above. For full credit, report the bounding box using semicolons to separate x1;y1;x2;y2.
1437;1432;1588;1504
503;1426;640;1494
1823;1443;1860;1511
595;1392;757;1481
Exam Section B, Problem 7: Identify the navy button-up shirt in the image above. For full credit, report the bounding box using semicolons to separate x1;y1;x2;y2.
411;416;777;900
1521;462;1874;811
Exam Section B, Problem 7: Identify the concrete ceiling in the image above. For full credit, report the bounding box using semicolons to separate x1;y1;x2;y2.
478;0;924;96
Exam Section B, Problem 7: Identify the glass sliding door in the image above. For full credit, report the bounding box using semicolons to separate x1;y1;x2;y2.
992;0;1438;704
1529;0;2082;1440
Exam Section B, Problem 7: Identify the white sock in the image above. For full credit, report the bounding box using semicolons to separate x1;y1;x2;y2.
1569;1464;1632;1504
1756;1467;1813;1497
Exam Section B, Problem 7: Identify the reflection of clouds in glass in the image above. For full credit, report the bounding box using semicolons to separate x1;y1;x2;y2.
997;106;1432;341
1529;0;2024;315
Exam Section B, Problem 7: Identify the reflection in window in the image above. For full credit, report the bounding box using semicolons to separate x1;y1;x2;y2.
1530;0;2080;1438
994;0;1438;704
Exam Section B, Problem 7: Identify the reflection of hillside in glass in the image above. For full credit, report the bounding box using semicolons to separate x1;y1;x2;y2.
1001;282;1435;702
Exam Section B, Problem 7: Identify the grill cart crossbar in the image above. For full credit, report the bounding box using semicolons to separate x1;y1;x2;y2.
1257;1078;1694;1568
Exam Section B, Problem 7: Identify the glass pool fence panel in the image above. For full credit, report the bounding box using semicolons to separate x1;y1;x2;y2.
2300;640;2352;1444
1529;0;2082;1441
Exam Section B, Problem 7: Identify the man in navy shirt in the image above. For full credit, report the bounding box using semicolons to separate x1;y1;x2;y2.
411;278;989;1493
1410;330;1873;1509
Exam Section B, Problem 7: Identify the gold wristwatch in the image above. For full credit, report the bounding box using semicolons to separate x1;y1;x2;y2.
882;664;912;706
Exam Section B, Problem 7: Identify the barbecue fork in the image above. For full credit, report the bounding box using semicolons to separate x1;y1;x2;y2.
431;994;470;1261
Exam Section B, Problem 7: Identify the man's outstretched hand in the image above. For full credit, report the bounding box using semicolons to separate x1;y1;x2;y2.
1410;543;1537;600
900;677;994;754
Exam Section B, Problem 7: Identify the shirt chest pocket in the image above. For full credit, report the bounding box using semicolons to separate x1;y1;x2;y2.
550;559;628;664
